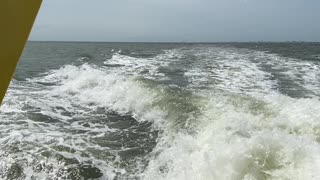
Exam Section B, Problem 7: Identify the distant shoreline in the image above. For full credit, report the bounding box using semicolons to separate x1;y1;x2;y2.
27;41;320;44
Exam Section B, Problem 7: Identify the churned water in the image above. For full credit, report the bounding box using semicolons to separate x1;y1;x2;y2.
1;42;320;180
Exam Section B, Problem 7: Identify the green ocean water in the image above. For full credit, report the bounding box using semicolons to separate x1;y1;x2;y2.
1;42;320;179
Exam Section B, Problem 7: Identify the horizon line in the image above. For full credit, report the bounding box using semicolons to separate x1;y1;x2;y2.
27;40;320;44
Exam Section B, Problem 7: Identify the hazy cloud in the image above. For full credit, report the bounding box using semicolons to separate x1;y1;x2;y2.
29;0;320;42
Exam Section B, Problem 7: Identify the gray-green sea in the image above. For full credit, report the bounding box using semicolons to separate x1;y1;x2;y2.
1;42;320;180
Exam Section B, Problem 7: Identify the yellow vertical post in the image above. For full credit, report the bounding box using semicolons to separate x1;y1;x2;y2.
0;0;42;105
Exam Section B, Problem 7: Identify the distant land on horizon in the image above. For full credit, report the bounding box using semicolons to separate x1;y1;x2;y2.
27;40;320;44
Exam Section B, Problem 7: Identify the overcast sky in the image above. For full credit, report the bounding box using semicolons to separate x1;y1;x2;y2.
29;0;320;42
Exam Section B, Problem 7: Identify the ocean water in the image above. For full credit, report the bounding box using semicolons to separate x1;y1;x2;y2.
1;42;320;180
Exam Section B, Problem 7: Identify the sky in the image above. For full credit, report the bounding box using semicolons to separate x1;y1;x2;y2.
29;0;320;42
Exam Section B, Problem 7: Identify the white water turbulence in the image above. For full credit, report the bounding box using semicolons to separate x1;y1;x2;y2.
141;46;320;180
1;42;320;180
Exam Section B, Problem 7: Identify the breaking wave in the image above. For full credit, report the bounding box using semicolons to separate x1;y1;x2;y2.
1;44;320;179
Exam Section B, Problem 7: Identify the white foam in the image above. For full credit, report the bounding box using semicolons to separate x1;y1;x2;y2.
39;64;167;127
265;54;320;96
243;50;320;97
1;63;169;179
143;92;320;180
184;46;320;97
184;46;277;95
141;46;320;180
2;45;320;179
103;49;183;80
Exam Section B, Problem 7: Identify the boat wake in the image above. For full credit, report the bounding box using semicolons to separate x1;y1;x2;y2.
1;44;320;179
